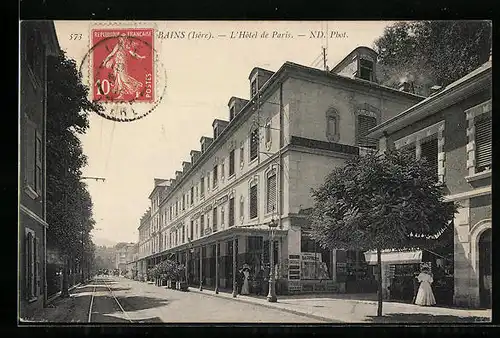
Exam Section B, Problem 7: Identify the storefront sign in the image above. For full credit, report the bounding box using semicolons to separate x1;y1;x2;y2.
217;195;228;205
288;280;301;292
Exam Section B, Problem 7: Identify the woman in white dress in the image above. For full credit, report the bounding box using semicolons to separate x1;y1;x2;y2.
414;267;436;306
241;265;250;295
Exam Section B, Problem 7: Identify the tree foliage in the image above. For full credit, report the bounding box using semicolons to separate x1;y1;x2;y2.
46;50;102;260
309;150;457;252
374;21;492;95
309;149;457;316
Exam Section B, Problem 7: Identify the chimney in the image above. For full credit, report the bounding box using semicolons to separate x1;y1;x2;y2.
248;67;274;98
228;97;249;121
200;136;213;153
212;119;229;140
429;85;442;96
398;81;412;93
182;161;192;172
190;150;201;164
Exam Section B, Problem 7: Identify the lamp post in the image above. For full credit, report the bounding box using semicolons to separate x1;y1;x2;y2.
186;238;193;285
267;216;278;302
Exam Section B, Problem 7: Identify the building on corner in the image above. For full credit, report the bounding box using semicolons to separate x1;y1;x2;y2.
19;21;60;318
368;60;492;308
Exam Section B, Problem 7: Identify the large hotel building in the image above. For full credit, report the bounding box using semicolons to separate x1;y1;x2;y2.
136;46;426;295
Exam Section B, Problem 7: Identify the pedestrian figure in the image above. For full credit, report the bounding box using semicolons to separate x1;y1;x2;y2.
414;267;436;306
241;264;250;295
236;268;244;294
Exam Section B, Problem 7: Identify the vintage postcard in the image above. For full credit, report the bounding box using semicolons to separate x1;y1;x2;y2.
19;20;492;324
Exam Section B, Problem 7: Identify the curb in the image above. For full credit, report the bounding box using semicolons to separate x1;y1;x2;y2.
46;283;82;305
187;288;344;323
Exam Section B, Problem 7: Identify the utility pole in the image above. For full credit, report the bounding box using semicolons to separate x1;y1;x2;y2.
322;47;328;72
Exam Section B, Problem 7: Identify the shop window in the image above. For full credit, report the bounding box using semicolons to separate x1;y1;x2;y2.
247;236;263;252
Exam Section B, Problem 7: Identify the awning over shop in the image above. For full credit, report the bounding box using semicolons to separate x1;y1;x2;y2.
364;250;422;265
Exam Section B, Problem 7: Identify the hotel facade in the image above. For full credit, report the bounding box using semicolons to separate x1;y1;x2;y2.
136;47;423;294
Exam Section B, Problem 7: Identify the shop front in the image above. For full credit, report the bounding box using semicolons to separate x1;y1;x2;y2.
364;249;454;305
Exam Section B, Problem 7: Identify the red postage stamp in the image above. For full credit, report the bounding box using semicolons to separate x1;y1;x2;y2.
91;28;154;103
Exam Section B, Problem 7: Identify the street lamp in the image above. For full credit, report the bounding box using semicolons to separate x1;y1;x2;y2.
267;216;278;303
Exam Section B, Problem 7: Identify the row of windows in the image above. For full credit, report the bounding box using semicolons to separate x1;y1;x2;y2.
159;126;269;227
155;170;278;252
325;110;378;148
400;112;491;178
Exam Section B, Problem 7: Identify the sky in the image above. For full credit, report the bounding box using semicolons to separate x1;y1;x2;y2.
54;20;394;245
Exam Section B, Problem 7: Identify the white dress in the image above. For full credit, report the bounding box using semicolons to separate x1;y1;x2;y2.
241;270;250;295
415;272;436;306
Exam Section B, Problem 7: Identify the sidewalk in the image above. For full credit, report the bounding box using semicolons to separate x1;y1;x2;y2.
20;283;91;323
188;287;492;323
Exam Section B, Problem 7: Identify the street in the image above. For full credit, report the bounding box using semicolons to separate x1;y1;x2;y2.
80;276;324;323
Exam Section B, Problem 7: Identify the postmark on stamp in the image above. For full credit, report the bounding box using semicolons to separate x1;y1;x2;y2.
79;23;167;122
92;28;154;103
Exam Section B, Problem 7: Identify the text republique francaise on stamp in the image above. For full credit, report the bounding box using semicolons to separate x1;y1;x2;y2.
81;24;167;122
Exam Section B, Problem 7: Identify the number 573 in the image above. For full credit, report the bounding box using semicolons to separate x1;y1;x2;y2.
69;34;82;40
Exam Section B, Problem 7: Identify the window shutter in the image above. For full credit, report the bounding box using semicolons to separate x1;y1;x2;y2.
420;138;438;178
35;131;42;194
213;207;218;231
267;174;277;213
357;115;377;148
25;232;33;299
475;116;492;171
250;129;259;160
229;198;235;227
34;236;40;296
250;184;258;219
229;150;235;176
25;125;35;188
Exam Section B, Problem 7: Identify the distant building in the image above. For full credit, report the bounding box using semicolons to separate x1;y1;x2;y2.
136;46;424;294
19;21;60;318
115;243;137;273
368;61;492;308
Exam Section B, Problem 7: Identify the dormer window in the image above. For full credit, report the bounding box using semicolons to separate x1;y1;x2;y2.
359;59;374;81
251;79;257;97
230;106;236;121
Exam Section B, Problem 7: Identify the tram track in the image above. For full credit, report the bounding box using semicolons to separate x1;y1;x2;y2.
87;277;133;323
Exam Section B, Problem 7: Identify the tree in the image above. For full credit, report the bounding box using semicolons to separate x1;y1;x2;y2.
308;149;456;317
46;50;103;297
374;21;491;96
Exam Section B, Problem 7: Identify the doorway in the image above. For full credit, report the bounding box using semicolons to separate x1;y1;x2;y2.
478;228;491;308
